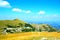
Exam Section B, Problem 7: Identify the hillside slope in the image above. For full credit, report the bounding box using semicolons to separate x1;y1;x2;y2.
0;19;58;35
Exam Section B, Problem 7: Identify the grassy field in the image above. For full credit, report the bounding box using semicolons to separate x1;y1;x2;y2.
0;32;60;40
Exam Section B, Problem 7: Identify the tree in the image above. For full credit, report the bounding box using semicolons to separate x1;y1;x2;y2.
24;23;35;32
19;23;23;27
7;25;16;28
25;23;33;28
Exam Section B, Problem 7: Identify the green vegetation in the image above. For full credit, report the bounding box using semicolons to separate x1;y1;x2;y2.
0;19;59;35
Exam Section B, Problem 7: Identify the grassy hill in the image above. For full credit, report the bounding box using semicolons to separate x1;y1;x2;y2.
0;19;58;35
0;19;26;28
0;19;26;34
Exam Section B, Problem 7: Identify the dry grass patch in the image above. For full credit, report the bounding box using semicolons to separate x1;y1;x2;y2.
0;32;60;40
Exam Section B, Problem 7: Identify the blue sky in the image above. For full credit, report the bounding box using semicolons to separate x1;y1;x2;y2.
0;0;60;23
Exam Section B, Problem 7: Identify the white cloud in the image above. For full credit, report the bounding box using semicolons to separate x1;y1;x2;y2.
12;8;22;12
0;0;11;8
12;8;31;13
38;11;45;14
